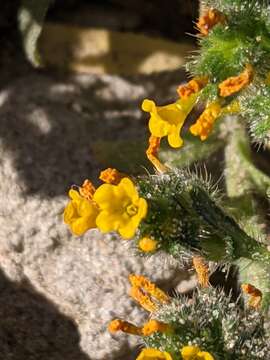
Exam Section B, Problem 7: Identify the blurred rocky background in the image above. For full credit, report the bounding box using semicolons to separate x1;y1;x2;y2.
0;0;198;85
0;1;200;359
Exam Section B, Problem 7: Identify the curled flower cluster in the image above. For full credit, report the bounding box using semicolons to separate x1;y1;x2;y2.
108;275;270;359
64;168;270;285
187;1;270;144
140;0;270;158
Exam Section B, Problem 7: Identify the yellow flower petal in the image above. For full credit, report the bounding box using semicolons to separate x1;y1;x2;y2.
119;178;139;200
142;99;156;112
136;348;173;360
70;217;94;236
118;221;138;239
181;346;201;359
64;189;99;236
198;351;215;360
158;105;185;126
64;201;76;223
137;198;148;220
149;115;170;137
131;214;143;232
69;189;82;202
181;346;215;360
78;198;97;217
94;178;147;239
167;125;183;148
95;211;121;233
93;184;118;210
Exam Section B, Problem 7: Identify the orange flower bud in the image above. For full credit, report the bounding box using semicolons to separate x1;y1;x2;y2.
146;135;168;174
138;237;158;252
129;274;169;304
193;256;210;288
241;283;262;309
177;77;208;99
79;179;96;200
142;319;171;336
197;8;226;36
190;102;221;141
219;64;253;97
108;319;142;335
99;168;126;185
129;286;157;312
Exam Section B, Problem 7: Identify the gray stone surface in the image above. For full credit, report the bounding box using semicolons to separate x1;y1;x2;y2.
0;70;195;359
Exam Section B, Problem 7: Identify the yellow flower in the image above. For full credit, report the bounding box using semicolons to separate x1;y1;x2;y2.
142;95;197;148
181;346;214;360
136;348;173;360
93;177;147;239
64;189;99;236
138;237;158;252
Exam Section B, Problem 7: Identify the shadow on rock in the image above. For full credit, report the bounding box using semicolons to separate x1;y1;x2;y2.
0;268;90;360
0;70;186;198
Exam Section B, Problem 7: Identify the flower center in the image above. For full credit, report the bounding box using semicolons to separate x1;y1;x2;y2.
126;204;138;217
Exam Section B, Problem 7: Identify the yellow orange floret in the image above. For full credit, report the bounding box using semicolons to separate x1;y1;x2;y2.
129;286;157;312
129;274;169;304
197;8;226;36
142;319;171;336
146;135;168;173
190;102;221;141
79;179;96;200
138;236;158;252
108;319;142;335
192;256;210;288
177;77;208;99
146;135;161;158
219;64;254;97
241;283;262;309
99;168;125;185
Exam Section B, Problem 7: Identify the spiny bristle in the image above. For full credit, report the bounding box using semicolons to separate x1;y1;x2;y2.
143;287;270;359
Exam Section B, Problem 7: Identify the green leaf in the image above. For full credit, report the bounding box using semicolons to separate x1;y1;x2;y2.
159;132;224;168
224;122;270;237
18;0;52;66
